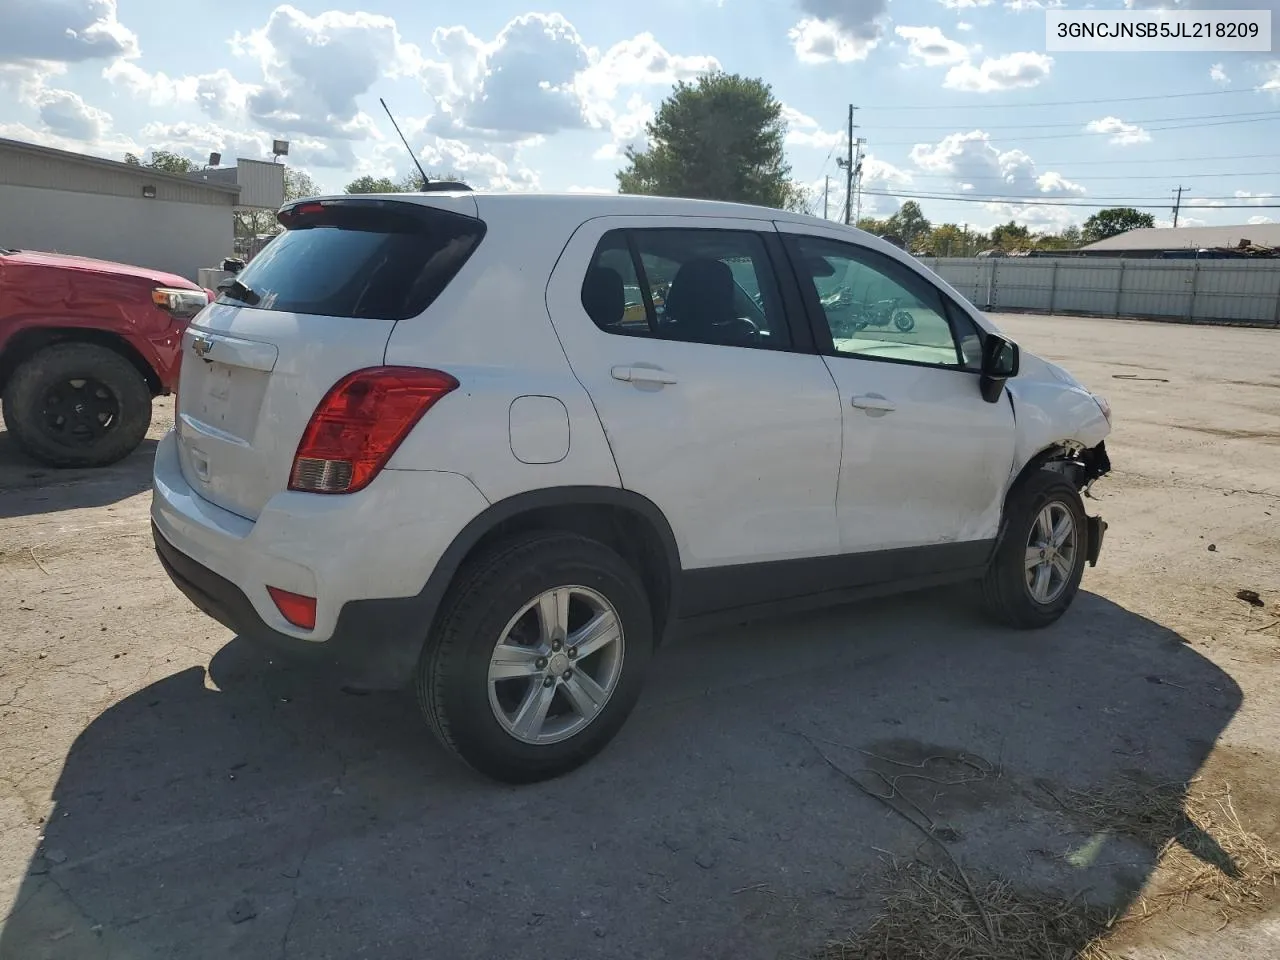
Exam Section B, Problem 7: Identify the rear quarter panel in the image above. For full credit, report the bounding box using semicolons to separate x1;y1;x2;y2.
383;201;622;502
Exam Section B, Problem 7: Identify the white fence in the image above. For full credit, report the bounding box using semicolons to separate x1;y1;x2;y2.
917;257;1280;327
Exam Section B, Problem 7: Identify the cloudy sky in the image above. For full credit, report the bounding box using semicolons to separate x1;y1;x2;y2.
1;0;1277;231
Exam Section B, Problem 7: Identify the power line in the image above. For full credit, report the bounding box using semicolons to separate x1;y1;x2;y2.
872;112;1280;146
857;87;1261;112
873;188;1271;201
962;151;1275;167
903;170;1279;182
866;108;1280;132
859;188;1280;210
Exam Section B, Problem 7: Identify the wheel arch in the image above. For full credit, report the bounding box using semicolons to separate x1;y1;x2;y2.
998;440;1109;544
0;327;162;397
421;486;682;652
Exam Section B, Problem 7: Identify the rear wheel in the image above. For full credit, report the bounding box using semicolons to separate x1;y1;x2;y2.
417;532;653;783
1;343;152;468
893;310;916;332
982;470;1089;629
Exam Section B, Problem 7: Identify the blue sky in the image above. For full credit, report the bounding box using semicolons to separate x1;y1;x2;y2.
1;0;1277;232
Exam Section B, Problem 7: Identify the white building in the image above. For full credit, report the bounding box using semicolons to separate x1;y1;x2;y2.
0;137;285;280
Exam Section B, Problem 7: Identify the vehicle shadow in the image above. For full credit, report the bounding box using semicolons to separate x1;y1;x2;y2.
0;591;1242;960
0;432;157;519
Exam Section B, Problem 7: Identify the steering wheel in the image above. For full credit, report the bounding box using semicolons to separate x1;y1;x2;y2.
718;316;761;345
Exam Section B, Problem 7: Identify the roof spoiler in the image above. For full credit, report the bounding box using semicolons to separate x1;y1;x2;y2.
420;181;471;192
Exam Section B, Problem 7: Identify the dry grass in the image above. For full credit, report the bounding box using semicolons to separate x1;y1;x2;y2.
817;780;1280;960
1054;778;1280;925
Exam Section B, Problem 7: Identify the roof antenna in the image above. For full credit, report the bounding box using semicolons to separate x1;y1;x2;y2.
380;97;429;190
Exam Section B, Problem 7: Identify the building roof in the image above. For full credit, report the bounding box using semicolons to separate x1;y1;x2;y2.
0;136;241;197
1080;223;1280;252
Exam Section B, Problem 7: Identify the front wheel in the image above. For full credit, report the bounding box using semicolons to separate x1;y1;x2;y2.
417;532;653;783
982;471;1089;629
1;343;152;468
893;310;916;332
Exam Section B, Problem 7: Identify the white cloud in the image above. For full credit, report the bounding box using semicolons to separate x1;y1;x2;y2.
1261;61;1280;90
0;0;138;65
1004;0;1064;9
1210;63;1230;84
1084;116;1151;145
781;105;844;150
231;4;421;139
1247;215;1275;224
566;185;616;194
956;21;975;31
944;51;1052;92
35;87;112;141
1233;190;1276;205
937;0;992;7
896;26;970;66
593;94;654;160
418;135;539;191
422;15;717;143
910;130;1085;201
790;0;888;63
0;119;137;159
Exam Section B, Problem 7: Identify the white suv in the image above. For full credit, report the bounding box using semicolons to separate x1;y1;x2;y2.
151;191;1112;783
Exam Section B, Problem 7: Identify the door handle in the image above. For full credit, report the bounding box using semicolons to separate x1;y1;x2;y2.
851;394;896;414
612;365;677;385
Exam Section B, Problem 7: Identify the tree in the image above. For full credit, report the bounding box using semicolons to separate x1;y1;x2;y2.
990;221;1032;251
920;223;969;257
885;201;931;250
284;167;321;202
617;72;800;209
1082;207;1155;243
123;149;198;174
344;175;401;194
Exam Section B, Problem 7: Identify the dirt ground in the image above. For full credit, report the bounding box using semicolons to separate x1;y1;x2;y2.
0;313;1277;960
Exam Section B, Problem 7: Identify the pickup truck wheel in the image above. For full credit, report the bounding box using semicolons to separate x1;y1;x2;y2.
982;470;1089;629
1;343;152;468
417;532;654;783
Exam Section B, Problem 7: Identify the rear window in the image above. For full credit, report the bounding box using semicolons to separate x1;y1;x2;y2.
220;199;485;321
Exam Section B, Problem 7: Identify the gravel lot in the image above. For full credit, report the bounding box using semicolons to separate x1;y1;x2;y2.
1;313;1278;960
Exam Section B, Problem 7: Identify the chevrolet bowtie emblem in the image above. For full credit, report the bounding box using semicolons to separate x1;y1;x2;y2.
191;335;213;359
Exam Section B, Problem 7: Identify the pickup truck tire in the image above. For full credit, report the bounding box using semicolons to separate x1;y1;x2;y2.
417;532;654;784
1;343;152;468
982;469;1088;629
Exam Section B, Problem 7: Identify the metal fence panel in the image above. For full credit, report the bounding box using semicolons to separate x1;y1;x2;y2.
1191;261;1280;323
920;256;1279;326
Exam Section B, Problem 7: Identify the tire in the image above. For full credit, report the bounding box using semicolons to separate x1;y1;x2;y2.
893;310;915;333
982;470;1089;629
1;343;152;468
417;532;654;783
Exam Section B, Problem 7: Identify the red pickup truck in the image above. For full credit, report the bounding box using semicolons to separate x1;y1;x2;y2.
0;248;210;468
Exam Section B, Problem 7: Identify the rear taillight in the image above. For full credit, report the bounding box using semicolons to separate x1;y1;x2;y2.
288;367;459;495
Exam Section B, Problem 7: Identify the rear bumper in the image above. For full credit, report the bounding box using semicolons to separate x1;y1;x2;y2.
153;524;428;687
149;429;490;687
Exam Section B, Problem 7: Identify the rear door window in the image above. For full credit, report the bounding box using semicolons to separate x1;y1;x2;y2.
222;199;485;321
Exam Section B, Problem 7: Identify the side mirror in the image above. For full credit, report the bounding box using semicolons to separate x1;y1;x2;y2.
979;334;1019;403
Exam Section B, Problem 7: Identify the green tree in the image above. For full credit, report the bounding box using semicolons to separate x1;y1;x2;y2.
991;221;1032;250
920;223;968;256
885;201;931;250
855;216;892;235
124;149;198;174
344;175;401;194
1032;225;1084;251
1082;207;1154;243
617;72;801;210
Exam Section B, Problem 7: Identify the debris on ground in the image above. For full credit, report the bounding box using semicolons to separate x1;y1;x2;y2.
819;780;1280;960
1236;589;1264;608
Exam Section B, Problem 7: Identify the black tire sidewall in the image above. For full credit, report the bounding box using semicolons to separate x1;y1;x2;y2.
2;343;152;468
994;474;1089;627
426;535;653;783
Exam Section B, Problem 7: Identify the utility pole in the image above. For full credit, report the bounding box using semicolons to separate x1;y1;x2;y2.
823;175;830;220
852;137;866;226
836;105;857;225
1172;185;1186;228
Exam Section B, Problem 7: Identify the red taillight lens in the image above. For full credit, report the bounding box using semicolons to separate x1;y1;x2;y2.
289;367;459;494
267;586;317;630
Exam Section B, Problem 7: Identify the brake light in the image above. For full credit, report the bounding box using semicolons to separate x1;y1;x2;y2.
289;367;459;494
267;586;317;630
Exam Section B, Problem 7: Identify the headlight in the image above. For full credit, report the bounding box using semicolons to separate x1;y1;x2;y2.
1093;394;1112;424
152;286;210;320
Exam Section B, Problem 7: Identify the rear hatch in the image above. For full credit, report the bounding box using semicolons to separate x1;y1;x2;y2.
175;195;485;520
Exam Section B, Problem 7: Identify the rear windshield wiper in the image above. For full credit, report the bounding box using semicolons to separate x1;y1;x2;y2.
217;277;261;306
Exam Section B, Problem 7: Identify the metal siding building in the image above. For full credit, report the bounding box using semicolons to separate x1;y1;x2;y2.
0;137;241;280
1077;223;1280;258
